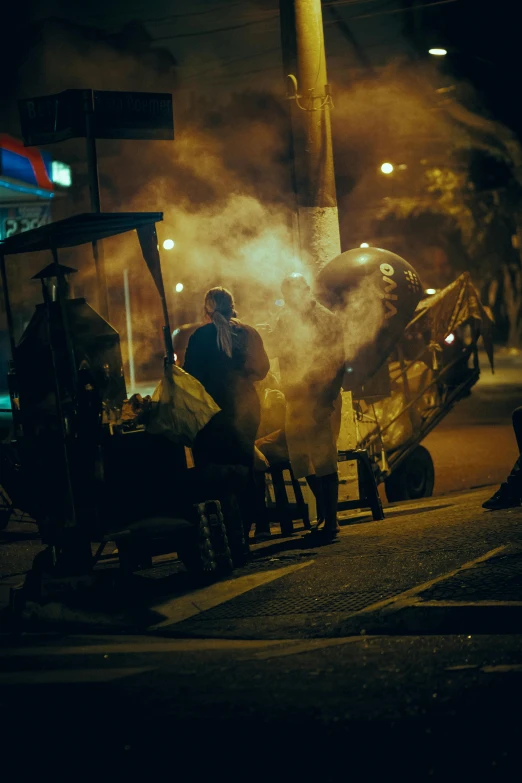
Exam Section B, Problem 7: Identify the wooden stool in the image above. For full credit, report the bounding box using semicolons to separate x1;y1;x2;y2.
337;449;384;521
265;461;311;536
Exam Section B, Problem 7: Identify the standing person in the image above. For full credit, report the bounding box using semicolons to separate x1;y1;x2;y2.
172;322;202;367
483;406;522;509
184;287;270;536
271;273;345;540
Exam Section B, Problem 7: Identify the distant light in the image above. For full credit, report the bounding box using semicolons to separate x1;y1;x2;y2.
51;161;72;187
275;299;284;307
175;282;184;293
346;367;354;373
429;48;447;56
444;333;455;345
380;162;394;175
425;288;437;295
360;242;370;248
163;239;175;250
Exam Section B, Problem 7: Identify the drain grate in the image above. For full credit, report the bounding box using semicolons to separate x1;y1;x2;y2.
183;589;398;621
418;553;522;603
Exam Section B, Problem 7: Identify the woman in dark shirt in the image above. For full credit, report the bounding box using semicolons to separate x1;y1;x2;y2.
184;287;269;467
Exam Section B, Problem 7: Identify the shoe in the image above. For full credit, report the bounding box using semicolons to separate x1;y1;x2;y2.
482;488;521;511
254;531;273;543
308;526;340;544
324;524;341;539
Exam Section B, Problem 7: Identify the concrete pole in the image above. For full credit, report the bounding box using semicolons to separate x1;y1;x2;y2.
293;0;341;270
123;269;136;392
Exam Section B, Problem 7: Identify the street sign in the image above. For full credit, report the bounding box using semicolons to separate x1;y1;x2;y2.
19;90;86;147
19;89;174;146
93;91;174;140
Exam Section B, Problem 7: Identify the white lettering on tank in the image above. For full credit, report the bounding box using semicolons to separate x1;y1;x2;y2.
380;263;395;277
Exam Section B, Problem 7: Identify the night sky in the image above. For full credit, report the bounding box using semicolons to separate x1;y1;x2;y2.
1;1;518;137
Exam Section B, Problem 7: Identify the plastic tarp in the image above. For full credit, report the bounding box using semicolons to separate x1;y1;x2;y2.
146;366;221;445
355;272;494;452
356;360;435;451
412;271;494;371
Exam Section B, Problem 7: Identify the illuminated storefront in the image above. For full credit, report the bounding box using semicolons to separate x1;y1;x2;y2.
0;134;71;240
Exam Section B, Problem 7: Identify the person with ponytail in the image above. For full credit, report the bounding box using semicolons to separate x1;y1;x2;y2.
184;287;269;467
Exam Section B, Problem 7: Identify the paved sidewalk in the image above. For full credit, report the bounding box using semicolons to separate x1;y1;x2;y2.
3;487;522;637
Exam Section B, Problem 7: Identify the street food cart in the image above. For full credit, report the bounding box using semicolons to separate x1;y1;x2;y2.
0;213;245;585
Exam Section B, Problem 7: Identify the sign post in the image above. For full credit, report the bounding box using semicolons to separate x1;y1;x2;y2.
18;89;174;321
84;90;109;318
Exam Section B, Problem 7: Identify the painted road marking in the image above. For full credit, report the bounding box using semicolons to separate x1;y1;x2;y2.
0;667;154;685
346;546;508;619
410;600;522;608
150;560;315;629
0;636;377;665
0;636;376;661
0;639;300;657
252;636;370;660
447;664;522;674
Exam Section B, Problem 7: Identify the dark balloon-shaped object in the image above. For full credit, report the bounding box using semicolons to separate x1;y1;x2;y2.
316;247;423;390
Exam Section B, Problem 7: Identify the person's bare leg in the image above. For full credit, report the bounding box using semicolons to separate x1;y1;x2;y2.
306;474;324;526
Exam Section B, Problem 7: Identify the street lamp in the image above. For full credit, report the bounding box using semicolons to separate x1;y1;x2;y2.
163;239;175;250
380;162;394;175
429;48;447;56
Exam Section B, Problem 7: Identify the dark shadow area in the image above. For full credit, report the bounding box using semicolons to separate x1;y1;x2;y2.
1;677;521;780
0;529;41;544
341;503;454;526
338;604;522;638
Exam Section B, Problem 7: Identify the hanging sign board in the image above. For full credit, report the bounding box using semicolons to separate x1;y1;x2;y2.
19;89;174;146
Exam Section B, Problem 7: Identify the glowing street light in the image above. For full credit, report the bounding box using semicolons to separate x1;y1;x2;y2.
429;48;447;56
380;162;394;175
163;239;175;250
175;283;184;293
360;243;370;248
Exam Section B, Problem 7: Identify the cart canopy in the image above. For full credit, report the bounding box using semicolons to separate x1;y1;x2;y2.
0;212;163;255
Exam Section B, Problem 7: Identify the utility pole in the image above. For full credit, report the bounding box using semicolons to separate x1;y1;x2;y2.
280;0;341;270
279;0;301;259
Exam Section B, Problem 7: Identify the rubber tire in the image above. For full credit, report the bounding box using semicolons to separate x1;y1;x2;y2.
385;445;435;503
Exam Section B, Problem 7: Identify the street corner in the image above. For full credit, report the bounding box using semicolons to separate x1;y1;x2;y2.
333;541;522;638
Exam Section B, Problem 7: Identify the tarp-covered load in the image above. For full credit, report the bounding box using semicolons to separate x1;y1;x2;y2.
354;272;494;455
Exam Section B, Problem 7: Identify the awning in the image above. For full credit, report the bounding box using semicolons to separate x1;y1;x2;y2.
0;212;163;255
0;134;54;202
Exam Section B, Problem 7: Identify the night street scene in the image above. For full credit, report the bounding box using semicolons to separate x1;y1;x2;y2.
2;0;522;779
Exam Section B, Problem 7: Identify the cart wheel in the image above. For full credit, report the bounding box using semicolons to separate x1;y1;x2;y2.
385;445;435;503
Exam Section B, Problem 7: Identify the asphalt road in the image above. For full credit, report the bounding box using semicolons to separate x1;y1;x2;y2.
423;351;522;495
2;489;522;781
